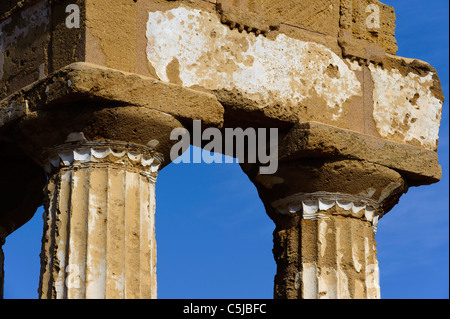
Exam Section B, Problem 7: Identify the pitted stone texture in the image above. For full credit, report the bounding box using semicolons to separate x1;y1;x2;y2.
273;210;380;299
144;5;443;150
1;1;444;152
0;63;224;129
244;158;408;220
146;6;362;120
259;0;340;37
242;158;405;299
0;63;219;169
278;122;442;185
339;0;397;54
0;0;445;301
0;0;50;99
39;142;158;299
369;60;443;150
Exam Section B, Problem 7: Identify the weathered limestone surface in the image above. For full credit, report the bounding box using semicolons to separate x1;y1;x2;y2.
339;0;397;54
273;208;381;299
0;61;213;298
0;0;445;299
39;141;160;299
0;0;51;98
142;2;444;151
279;122;441;186
0;0;444;148
241;156;407;298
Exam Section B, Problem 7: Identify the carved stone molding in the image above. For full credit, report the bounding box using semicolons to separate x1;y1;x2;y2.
39;143;160;299
41;140;164;181
271;192;381;232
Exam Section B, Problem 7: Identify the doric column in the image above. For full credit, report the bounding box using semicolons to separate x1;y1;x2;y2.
271;192;381;299
0;59;222;299
38;140;163;299
242;157;407;299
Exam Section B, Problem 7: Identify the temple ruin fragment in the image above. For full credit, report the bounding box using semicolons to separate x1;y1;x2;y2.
0;0;445;299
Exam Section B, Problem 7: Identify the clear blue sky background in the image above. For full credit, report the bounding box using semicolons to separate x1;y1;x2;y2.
3;0;448;299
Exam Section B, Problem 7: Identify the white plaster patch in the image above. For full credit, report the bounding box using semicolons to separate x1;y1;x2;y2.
318;267;338;299
364;208;374;222
365;263;380;299
336;226;351;299
369;64;443;150
146;6;362;119
337;267;350;299
111;270;125;297
301;263;318;299
336;200;352;211
364;237;380;299
86;247;106;299
55;246;67;298
318;220;328;258
65;263;83;291
318;199;335;211
352;243;362;273
346;58;363;72
302;200;320;217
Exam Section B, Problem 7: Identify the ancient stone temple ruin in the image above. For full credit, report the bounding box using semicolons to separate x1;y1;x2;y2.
0;0;444;299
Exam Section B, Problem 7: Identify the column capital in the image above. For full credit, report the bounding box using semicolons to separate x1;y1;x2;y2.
39;141;161;299
41;138;164;181
271;191;381;233
242;157;407;299
244;157;408;222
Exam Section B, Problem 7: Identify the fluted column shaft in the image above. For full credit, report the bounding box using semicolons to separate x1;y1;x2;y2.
271;193;381;299
242;158;406;299
38;141;162;299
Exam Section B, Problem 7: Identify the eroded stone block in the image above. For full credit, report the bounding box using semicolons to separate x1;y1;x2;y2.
0;0;50;99
340;0;397;54
0;0;445;300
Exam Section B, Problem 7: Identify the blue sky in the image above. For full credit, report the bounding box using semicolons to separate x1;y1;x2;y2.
2;0;448;299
